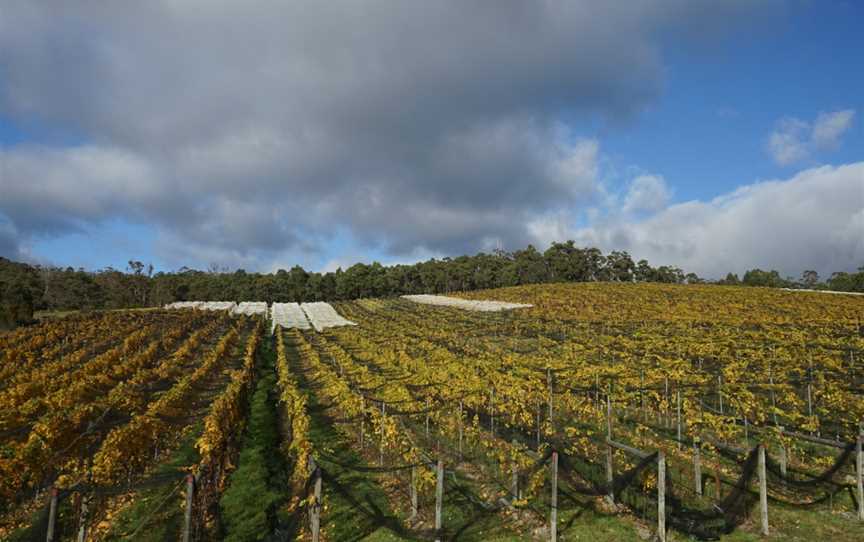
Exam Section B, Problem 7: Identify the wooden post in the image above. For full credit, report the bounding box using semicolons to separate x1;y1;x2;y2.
758;444;769;536
76;494;88;542
311;461;322;542
606;393;614;503
856;430;863;521
46;487;58;542
676;389;682;449
547;369;553;421
658;452;666;542
435;459;444;542
693;438;702;497
744;417;750;448
550;451;558;542
182;474;194;542
410;466;418;520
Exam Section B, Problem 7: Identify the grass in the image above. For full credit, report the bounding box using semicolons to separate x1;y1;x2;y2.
219;336;294;542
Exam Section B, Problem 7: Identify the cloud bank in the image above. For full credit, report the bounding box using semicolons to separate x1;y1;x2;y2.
559;163;864;278
4;1;858;279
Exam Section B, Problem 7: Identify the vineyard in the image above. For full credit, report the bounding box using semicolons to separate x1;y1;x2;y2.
1;283;863;541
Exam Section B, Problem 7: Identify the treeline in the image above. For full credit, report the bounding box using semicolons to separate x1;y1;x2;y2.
2;240;863;329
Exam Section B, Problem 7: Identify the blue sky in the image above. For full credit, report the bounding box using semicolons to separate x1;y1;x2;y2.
0;1;861;278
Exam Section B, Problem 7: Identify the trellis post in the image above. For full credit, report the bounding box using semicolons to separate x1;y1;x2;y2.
360;396;365;449
310;459;322;542
182;474;195;542
676;389;682;449
693;438;702;497
490;388;495;435
425;397;430;439
511;438;520;501
76;493;88;542
435;459;444;542
758;444;769;536
856;425;863;521
536;401;542;448
458;400;464;457
606;392;614;502
379;402;386;466
410;466;418;520
550;451;558;541
717;374;723;415
657;452;666;542
46;487;58;542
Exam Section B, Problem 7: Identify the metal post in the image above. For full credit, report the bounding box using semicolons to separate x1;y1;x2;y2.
658;452;666;542
693;438;702;497
758;444;769;536
550;451;558;541
46;487;58;542
435;459;444;542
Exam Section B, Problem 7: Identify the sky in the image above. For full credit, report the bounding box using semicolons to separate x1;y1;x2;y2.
0;0;862;279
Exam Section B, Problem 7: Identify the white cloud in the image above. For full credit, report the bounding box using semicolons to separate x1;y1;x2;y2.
811;109;856;149
566;163;864;278
622;174;671;214
768;110;855;166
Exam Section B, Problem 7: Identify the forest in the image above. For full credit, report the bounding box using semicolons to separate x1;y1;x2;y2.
1;240;862;329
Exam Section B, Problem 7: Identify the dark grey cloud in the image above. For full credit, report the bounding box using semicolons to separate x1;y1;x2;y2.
0;1;775;268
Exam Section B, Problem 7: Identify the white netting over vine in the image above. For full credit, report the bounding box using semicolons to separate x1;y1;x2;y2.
163;301;237;312
300;302;357;331
234;301;268;315
401;294;532;312
270;302;311;332
164;301;204;309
